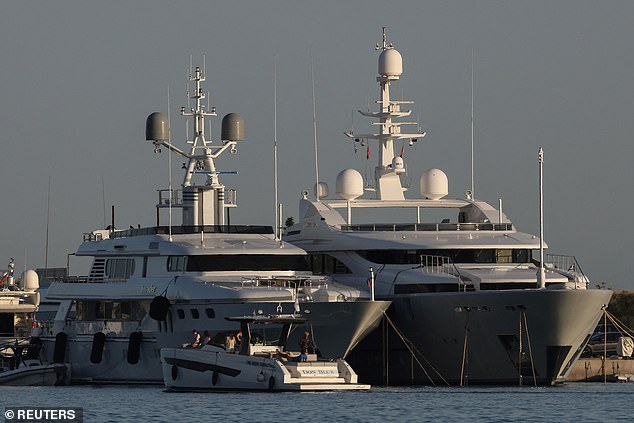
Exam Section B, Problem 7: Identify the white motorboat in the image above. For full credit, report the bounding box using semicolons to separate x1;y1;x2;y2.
161;314;369;391
0;339;69;386
34;64;389;384
285;28;612;385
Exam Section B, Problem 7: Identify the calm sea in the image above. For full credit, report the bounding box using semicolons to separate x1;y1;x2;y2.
0;383;632;422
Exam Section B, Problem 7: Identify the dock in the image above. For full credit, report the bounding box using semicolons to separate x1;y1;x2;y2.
567;358;634;382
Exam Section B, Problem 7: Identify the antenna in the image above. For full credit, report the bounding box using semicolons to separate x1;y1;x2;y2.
311;54;320;201
537;147;545;288
470;49;475;199
273;57;280;240
101;175;106;228
167;86;173;241
45;176;51;278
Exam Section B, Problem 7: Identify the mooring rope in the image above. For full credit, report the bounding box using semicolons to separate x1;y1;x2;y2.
381;312;449;386
522;310;537;386
460;311;470;386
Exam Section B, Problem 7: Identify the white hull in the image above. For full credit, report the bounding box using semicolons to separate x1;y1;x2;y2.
37;300;389;384
161;346;369;391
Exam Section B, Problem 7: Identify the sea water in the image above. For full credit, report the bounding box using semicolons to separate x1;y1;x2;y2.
0;383;631;422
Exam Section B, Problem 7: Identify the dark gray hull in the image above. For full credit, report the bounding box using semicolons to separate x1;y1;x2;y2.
348;288;612;385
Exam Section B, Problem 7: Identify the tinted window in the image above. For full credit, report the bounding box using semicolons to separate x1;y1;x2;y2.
186;254;310;272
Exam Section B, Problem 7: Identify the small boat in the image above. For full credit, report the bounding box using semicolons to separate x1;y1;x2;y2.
0;339;69;386
160;314;370;391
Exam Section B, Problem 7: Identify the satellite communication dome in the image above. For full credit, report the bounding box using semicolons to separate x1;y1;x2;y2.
336;169;364;200
21;270;39;292
379;48;403;77
146;112;169;141
221;113;244;141
392;156;404;171
420;168;448;200
314;182;329;198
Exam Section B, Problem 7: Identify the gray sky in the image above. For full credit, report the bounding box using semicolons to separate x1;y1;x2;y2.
1;1;632;290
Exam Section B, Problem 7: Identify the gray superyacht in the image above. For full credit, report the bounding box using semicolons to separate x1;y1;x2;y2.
285;29;612;385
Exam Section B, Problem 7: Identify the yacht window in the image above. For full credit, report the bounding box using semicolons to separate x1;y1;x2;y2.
105;258;135;279
358;249;532;265
177;309;185;319
309;254;351;275
120;302;131;320
185;254;310;272
191;309;200;319
205;308;215;319
77;301;133;321
168;256;188;272
496;249;513;263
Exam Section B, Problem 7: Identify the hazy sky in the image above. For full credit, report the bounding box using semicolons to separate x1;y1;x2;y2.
1;1;632;290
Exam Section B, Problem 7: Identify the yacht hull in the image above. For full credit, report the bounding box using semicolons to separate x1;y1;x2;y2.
347;288;611;385
36;300;389;384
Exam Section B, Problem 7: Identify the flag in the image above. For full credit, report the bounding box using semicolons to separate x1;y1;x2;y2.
366;146;370;160
400;143;404;158
0;272;6;285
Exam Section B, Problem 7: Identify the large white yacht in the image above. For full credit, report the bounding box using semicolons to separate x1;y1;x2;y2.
285;29;612;385
35;65;389;384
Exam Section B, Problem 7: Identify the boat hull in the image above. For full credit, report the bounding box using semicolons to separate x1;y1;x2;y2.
0;363;70;386
347;288;612;385
161;347;369;391
37;299;389;384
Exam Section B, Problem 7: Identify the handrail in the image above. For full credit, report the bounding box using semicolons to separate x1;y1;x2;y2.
545;254;589;288
341;222;512;232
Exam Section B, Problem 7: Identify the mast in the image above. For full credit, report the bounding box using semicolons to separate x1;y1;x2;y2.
146;64;244;227
537;147;546;288
345;27;426;200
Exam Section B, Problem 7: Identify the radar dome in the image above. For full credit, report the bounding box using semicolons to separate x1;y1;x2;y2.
336;169;364;200
314;182;329;198
420;168;448;200
379;48;403;77
221;113;244;141
21;270;39;292
146;112;169;141
392;156;405;173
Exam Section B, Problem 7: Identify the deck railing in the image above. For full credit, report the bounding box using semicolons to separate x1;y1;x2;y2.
341;222;512;232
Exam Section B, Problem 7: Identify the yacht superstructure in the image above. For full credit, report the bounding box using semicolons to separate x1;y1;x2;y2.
0;259;39;342
285;29;612;385
35;65;389;384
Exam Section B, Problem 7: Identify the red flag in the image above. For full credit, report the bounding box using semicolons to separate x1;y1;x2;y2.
366;146;370;160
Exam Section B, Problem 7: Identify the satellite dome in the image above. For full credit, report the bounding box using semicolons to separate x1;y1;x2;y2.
21;270;39;292
420;168;448;200
314;182;329;198
392;156;404;172
379;48;403;77
336;169;364;200
221;113;244;141
146;112;169;141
